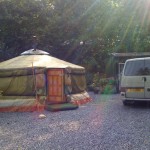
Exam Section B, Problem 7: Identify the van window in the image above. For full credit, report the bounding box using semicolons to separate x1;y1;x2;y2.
144;59;150;75
124;60;144;76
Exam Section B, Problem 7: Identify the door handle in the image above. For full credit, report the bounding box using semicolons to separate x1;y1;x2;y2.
142;77;147;82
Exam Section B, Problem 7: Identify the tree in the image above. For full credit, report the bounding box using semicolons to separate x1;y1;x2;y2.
0;0;150;77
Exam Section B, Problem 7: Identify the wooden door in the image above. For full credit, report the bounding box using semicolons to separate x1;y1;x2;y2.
47;69;65;103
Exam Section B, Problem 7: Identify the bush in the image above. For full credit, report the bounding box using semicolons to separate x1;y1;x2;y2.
87;73;117;94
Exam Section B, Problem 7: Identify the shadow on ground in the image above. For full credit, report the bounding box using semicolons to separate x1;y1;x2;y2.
126;101;150;109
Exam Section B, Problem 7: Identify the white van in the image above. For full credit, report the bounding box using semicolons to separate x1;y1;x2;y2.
120;57;150;105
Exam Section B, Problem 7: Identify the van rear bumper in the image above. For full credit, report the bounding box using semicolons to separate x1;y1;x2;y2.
120;92;150;101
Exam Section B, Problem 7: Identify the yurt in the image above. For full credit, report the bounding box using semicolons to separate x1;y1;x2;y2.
0;49;91;112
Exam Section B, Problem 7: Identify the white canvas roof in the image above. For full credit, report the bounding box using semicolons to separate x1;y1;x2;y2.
0;49;84;70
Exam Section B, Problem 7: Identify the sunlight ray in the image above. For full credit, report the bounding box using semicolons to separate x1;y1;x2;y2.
120;0;142;46
64;0;101;60
139;0;150;31
80;0;101;18
131;0;150;51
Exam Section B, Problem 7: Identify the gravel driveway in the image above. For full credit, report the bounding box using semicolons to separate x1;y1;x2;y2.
1;93;150;150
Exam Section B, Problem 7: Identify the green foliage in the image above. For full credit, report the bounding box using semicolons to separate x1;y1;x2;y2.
88;73;117;94
0;0;150;75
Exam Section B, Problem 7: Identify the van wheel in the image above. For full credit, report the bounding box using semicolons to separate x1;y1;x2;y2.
123;100;128;106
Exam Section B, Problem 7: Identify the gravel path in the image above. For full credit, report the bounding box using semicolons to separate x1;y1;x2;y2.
1;93;150;150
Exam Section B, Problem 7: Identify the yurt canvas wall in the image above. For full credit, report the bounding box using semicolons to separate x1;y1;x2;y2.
0;67;46;112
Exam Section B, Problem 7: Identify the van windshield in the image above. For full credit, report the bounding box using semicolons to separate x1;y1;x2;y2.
124;60;150;76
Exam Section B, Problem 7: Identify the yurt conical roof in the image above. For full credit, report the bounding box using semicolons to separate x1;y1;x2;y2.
0;49;85;72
